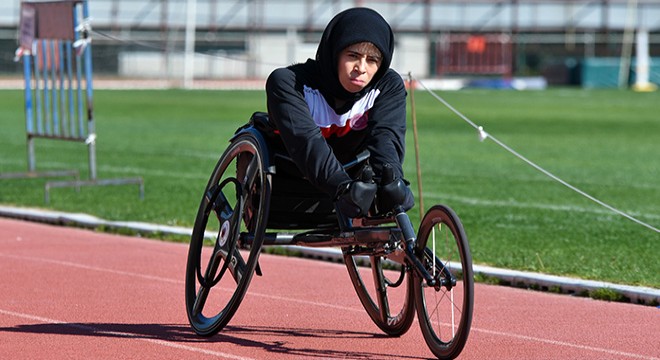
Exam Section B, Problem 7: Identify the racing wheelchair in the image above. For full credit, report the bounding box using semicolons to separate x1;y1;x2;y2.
185;112;474;359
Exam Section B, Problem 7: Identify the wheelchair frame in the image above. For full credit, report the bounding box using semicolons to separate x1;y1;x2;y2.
185;118;474;359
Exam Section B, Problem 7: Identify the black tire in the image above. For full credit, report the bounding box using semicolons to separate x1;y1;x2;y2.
414;205;473;359
185;133;270;336
343;250;416;336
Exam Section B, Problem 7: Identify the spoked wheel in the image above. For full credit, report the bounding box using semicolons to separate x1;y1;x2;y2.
343;248;415;336
414;205;473;359
185;133;270;336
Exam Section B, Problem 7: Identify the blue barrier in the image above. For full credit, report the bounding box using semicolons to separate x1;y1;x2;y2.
2;0;143;203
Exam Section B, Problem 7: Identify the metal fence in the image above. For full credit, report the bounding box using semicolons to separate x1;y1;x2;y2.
1;0;144;203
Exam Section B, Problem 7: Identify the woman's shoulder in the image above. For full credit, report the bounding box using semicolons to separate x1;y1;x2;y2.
380;69;405;86
270;60;317;78
372;69;406;94
267;60;319;88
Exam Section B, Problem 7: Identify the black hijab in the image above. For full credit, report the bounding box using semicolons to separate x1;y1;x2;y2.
315;7;395;106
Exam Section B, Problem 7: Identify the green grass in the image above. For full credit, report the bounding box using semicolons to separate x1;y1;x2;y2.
0;88;658;288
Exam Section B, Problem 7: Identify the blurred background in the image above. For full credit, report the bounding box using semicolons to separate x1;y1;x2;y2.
1;0;659;89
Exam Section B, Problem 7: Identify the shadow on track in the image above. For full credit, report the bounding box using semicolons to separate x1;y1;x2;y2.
0;322;428;359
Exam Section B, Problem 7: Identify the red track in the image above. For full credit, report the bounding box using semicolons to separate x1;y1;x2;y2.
1;218;658;359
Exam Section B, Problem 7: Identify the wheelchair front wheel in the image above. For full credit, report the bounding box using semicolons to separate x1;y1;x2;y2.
343;251;416;336
185;133;270;336
414;205;474;359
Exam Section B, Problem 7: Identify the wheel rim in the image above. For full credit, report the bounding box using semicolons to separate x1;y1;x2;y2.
185;136;269;336
415;206;473;359
343;251;415;336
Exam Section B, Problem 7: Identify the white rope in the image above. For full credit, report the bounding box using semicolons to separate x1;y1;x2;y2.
412;75;660;234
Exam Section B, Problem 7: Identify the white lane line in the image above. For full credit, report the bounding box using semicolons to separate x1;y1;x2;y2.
472;327;659;360
0;253;182;285
2;252;657;359
0;308;255;360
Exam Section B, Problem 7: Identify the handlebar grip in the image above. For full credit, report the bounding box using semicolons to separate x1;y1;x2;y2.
342;150;371;170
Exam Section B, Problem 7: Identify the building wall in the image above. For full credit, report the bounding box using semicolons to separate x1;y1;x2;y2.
117;32;431;79
1;0;658;86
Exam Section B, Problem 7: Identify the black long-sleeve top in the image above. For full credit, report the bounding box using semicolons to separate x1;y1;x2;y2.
266;59;407;197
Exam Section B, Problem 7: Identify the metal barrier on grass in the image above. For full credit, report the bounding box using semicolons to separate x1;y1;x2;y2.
1;0;144;203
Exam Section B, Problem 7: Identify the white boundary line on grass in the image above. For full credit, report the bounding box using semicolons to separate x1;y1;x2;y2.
0;205;658;305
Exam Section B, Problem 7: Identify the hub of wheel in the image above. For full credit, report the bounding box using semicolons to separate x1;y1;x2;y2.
218;220;231;247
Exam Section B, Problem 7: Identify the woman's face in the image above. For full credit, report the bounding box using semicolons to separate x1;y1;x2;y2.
337;42;382;93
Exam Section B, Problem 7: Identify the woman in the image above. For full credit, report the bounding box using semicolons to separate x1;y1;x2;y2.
265;7;413;218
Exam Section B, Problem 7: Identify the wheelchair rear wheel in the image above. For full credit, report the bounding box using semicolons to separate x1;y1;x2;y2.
414;205;473;359
343;250;415;336
185;133;270;336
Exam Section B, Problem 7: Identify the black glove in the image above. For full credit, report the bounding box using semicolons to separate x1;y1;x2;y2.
376;163;413;214
334;180;377;218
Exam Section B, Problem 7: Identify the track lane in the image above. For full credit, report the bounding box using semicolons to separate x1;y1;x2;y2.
1;218;658;359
